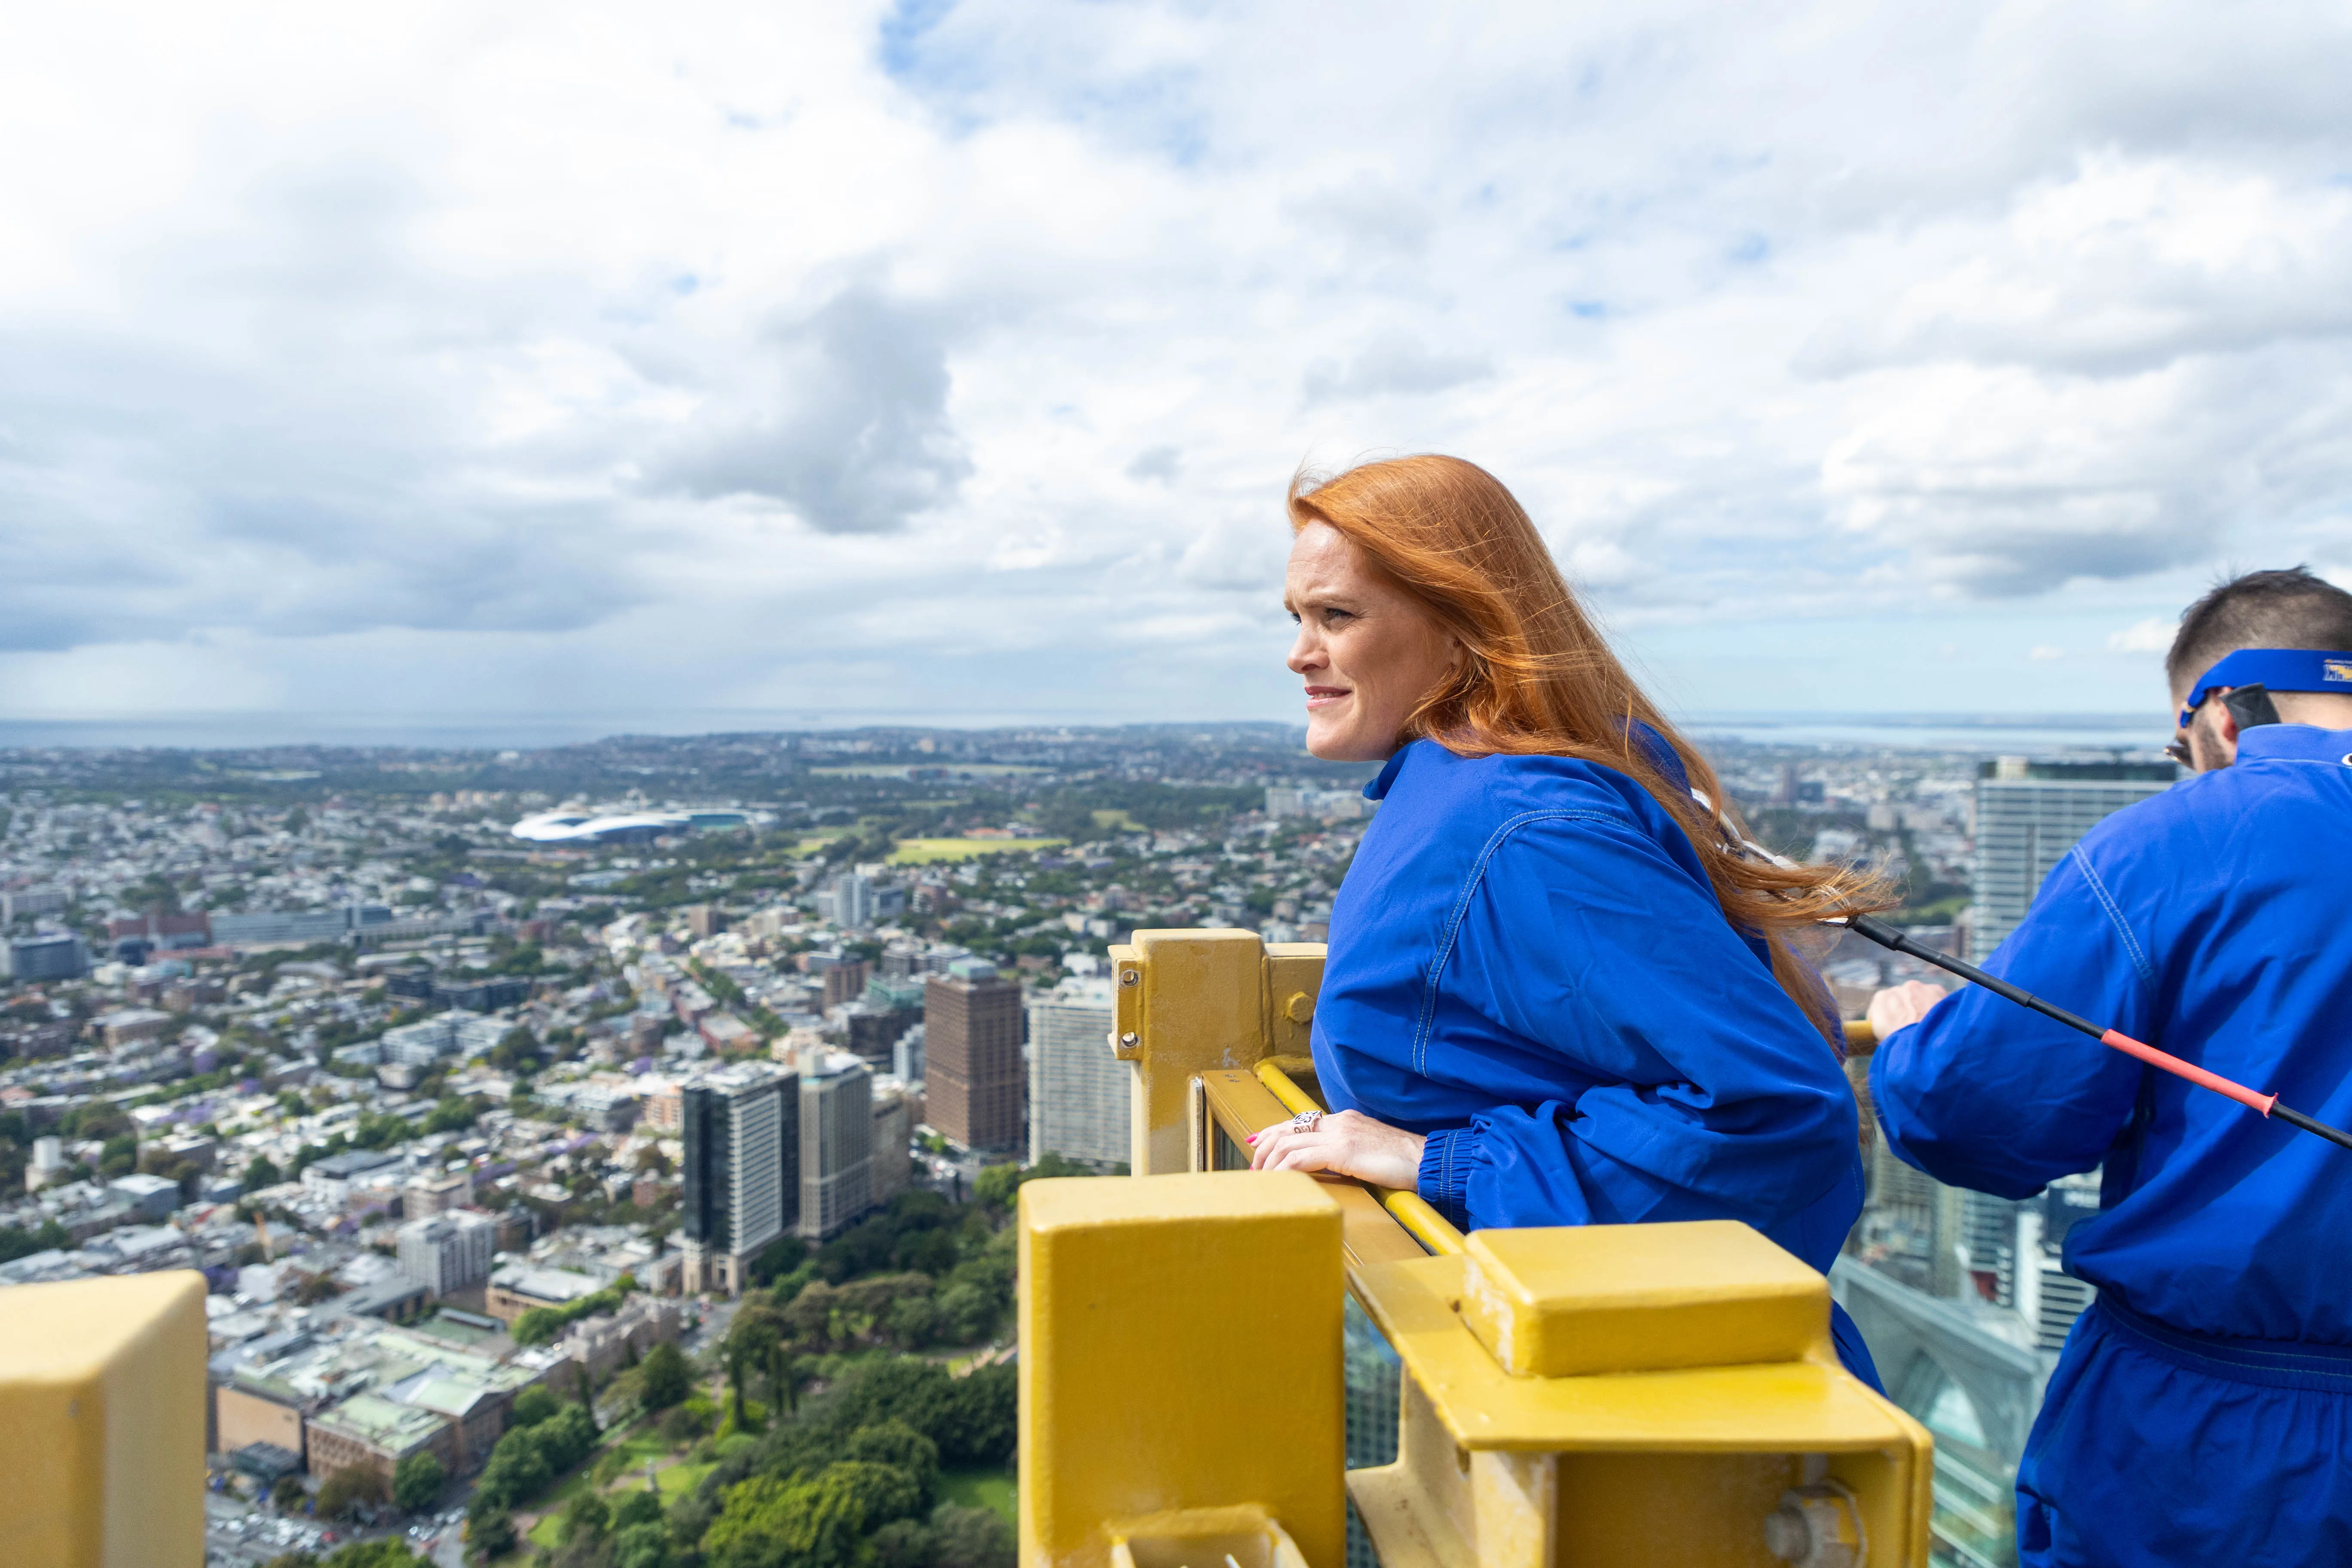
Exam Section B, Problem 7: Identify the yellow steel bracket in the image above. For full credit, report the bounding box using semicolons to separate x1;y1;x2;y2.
1111;929;1328;1177
1347;1221;1933;1568
0;1271;208;1567
1019;1172;1346;1568
1109;928;1461;1259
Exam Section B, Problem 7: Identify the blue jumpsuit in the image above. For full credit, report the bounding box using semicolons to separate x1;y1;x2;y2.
1312;738;1882;1387
1872;725;2352;1567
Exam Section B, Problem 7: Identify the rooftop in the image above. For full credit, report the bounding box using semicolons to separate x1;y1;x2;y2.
305;1391;447;1454
308;1149;399;1179
489;1262;603;1305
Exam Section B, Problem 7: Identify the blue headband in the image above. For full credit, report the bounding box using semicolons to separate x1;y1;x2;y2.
2178;648;2352;728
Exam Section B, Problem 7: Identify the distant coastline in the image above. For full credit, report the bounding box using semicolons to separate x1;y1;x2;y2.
0;708;2173;756
1680;712;2171;754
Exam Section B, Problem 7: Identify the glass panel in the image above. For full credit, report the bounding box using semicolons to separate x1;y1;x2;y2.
1343;1292;1402;1568
1892;1356;2016;1568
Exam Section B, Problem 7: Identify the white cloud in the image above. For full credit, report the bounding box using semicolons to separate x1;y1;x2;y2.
2108;617;2175;654
3;0;2351;729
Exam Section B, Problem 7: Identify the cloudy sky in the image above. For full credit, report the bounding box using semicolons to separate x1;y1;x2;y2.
3;1;2349;743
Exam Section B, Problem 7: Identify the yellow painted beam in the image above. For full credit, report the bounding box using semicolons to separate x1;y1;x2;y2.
1112;929;1269;1176
0;1271;208;1568
1461;1222;1825;1378
1019;1173;1347;1568
1261;943;1327;1060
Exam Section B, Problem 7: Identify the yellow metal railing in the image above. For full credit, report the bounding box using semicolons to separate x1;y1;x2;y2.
1248;1058;1467;1260
1029;928;1936;1568
0;1271;207;1566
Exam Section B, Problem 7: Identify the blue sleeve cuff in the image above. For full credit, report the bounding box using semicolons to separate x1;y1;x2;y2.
1417;1127;1475;1231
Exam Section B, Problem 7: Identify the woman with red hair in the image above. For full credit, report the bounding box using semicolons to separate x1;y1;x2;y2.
1247;455;1889;1386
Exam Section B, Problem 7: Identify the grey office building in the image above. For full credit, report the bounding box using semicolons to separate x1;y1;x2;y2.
1027;977;1124;1168
1971;760;2174;962
395;1210;496;1297
209;904;393;946
4;932;89;982
799;1054;874;1240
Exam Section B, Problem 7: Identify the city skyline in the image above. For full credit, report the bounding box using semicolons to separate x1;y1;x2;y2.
7;5;2350;733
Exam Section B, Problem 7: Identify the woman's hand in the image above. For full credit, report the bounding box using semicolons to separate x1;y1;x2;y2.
1246;1109;1427;1191
1868;980;1950;1041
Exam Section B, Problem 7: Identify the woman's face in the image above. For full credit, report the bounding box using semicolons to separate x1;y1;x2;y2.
1284;521;1461;762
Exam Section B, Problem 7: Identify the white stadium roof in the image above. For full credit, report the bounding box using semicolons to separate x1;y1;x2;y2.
510;809;691;844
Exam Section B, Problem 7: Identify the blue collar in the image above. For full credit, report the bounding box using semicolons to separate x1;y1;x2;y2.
2235;725;2352;765
1365;744;1415;801
1362;727;1690;801
2180;649;2352;727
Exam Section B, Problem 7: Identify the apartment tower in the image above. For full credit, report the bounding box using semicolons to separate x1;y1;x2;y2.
798;1053;875;1239
1971;758;2174;961
679;1066;797;1297
1027;976;1124;1167
925;959;1025;1152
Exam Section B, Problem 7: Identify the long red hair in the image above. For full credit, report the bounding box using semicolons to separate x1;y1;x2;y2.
1290;455;1890;1042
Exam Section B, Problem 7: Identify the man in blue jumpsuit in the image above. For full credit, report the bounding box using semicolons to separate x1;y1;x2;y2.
1869;567;2352;1567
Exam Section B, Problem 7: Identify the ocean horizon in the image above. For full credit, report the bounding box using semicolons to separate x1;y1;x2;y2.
0;708;2175;756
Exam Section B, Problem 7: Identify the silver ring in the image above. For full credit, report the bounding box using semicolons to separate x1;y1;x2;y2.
1288;1110;1322;1133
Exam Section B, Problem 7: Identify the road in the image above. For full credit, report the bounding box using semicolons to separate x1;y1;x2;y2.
205;1478;470;1567
428;1512;468;1568
203;1491;341;1565
679;1294;736;1357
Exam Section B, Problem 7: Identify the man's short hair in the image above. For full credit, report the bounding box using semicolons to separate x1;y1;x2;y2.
2166;567;2352;690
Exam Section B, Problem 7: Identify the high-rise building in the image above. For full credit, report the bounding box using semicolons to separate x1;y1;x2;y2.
26;1136;67;1193
1960;1189;2026;1308
823;959;871;1012
683;904;728;940
840;998;921;1064
818;873;876;929
680;1065;797;1297
1265;787;1380;823
864;974;926;1011
1;887;69;924
403;1168;474;1219
4;931;88;983
884;943;965;978
870;1080;914;1208
798;1053;873;1240
925;961;1025;1152
893;1021;925;1085
1028;977;1124;1168
1971;759;2174;961
2030;1257;2099;1352
395;1209;496;1297
1844;1076;2112;1566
